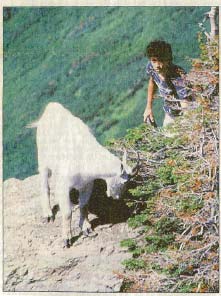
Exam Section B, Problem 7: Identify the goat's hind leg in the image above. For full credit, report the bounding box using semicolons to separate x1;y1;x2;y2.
39;168;53;222
56;182;72;248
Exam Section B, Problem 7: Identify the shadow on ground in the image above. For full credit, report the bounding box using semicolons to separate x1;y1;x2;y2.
70;179;135;229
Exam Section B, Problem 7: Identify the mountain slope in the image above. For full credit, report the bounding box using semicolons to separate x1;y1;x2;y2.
3;6;207;179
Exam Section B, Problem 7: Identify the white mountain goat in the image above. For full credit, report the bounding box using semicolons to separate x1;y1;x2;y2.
27;102;139;247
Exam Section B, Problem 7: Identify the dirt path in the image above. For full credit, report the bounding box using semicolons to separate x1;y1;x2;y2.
3;175;136;292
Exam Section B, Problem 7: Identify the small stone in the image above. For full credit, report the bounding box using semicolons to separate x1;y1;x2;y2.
100;247;104;253
11;281;17;286
76;273;81;279
22;269;28;276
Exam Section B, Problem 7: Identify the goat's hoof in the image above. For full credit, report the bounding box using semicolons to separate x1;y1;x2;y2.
41;215;54;224
41;217;50;224
63;239;71;248
82;228;94;237
48;215;55;223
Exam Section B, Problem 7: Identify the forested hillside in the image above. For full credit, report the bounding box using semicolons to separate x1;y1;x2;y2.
3;6;208;180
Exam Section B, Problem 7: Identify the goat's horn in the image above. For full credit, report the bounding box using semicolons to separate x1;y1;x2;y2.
122;148;127;167
130;151;140;177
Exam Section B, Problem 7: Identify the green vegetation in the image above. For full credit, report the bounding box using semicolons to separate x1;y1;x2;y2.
3;7;207;179
154;216;183;235
122;258;146;271
114;16;219;291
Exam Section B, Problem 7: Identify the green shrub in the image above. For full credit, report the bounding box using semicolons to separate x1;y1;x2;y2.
177;195;204;213
155;216;184;235
157;165;175;185
122;258;146;271
120;239;137;251
127;213;150;228
145;234;175;251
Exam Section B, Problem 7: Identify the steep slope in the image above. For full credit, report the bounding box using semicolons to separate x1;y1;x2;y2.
109;18;219;293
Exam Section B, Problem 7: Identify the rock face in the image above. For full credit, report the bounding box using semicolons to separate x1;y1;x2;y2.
3;175;136;292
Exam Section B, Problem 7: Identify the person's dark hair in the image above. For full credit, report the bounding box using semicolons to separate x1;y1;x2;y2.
145;40;173;62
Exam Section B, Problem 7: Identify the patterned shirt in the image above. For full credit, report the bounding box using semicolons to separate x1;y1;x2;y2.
146;62;192;116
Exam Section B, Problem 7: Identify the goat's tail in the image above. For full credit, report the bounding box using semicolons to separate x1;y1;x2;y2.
26;120;39;129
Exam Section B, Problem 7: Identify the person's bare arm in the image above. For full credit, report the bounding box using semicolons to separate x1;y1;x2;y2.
143;77;157;122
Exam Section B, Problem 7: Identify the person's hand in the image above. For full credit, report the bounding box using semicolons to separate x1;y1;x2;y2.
143;107;154;123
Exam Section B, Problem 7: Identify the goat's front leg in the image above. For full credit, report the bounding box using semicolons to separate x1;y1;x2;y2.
79;205;92;235
56;182;72;248
79;182;94;235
